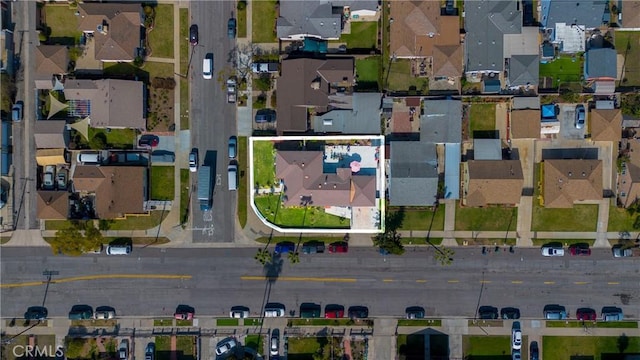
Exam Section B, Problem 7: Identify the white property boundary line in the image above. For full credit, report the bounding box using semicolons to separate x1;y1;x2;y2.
249;135;385;234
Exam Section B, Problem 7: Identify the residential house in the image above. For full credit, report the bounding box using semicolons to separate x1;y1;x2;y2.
617;139;640;208
389;142;439;206
511;109;541;139
277;57;354;134
72;165;147;219
34;120;69;149
540;0;608;53
389;1;462;89
276;0;378;40
590;108;622;142
584;47;617;94
543;159;603;208
504;27;539;90
35;45;69;80
464;160;524;207
473;138;502;160
275;150;376;207
36;191;69;220
63;79;145;129
313;92;382;134
77;3;142;62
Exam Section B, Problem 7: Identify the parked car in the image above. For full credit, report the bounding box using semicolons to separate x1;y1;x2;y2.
576;307;596;321
478;306;499;319
612;245;635;257
543;304;567;320
575;104;585;129
251;62;279;73
500;307;520;319
229;306;250;318
255;109;276;123
300;303;321;318
274;242;295;254
302;241;325;254
12;101;23;122
119;339;129;360
512;350;521;360
57;168;68;190
202;53;213;80
189;24;198;45
324;304;344;318
530;341;539;360
569;245;591;256
405;306;425;319
227;18;236;39
138;134;159;147
215;338;237;356
347;306;369;319
144;343;155;360
174;305;195;320
68;305;93;320
541;245;564;257
189;149;198;173
264;303;285;317
94;306;116;320
24;306;48;320
43;165;56;190
270;329;279;356
601;306;624;321
228;136;237;159
328;242;348;253
512;328;522;350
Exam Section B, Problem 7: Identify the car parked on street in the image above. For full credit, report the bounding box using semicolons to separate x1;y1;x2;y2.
348;306;368;319
24;306;48;320
227;18;236;39
328;242;348;253
300;303;321;318
324;304;344;318
543;304;567;319
202;54;213;80
405;306;425;319
612;245;635;257
68;305;93;320
174;305;195;320
302;241;325;254
601;306;623;321
228;136;237;159
229;306;250;318
569;245;591;256
215;338;237;356
264;303;285;317
189;149;198;172
501;307;520;319
94;306;116;319
274;242;295;254
576;307;596;321
189;24;198;45
541;245;564;257
478;306;499;319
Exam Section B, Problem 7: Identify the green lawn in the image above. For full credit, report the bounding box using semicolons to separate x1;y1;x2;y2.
44;5;83;45
543;336;640;360
255;195;350;229
175;319;192;327
103;61;174;84
532;239;595;246
462;335;512;359
148;4;174;58
401;237;443;245
154;319;173;326
238;137;248;228
547;321;638;329
107;211;168;231
179;8;190;130
151;166;175;200
608;202;636;231
216;318;238;326
252;0;278;43
243;334;264;352
254;235;344;244
397;334;426;360
469;103;496;136
154;335;171;360
397;319;442;326
356;56;381;91
87;128;137;149
539;54;584;87
386;59;429;93
253;140;276;188
175;336;194;356
237;1;247;38
455;203;517;231
179;169;189;226
288;337;323;360
395;207;445;231
616;31;640;86
340;21;377;49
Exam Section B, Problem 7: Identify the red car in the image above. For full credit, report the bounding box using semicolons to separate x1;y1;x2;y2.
328;242;348;253
324;304;344;318
174;305;195;320
576;307;596;321
138;134;159;148
569;246;591;256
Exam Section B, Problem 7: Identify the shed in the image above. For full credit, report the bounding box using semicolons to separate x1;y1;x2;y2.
542;104;557;119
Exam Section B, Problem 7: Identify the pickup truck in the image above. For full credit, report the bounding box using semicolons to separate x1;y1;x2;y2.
226;77;237;104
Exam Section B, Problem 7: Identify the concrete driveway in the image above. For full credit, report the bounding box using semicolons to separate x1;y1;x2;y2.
559;104;586;140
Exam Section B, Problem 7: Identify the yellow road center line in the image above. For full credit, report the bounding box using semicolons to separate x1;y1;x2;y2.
1;274;192;288
241;276;356;283
544;281;555;285
448;280;459;283
383;279;393;282
574;281;588;285
480;280;491;284
608;282;620;285
511;281;523;284
416;280;427;283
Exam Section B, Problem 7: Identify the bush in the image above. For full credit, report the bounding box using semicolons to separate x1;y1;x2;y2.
237;0;247;10
90;133;107;149
253;93;267;109
270;90;277;108
254;74;272;92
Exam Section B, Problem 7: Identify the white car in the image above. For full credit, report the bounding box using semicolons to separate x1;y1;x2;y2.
188;150;198;173
229;306;249;318
512;329;522;350
215;338;236;356
43;166;56;190
541;246;564;257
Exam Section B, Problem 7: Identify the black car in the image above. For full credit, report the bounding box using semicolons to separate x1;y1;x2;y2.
255;109;276;123
189;24;199;45
24;306;48;320
348;306;369;319
500;307;521;319
68;305;93;320
478;306;499;319
530;341;539;360
138;134;159;147
302;241;325;254
299;303;321;318
227;18;236;39
405;306;425;319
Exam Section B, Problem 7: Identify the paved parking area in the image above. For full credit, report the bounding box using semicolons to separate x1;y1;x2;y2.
559;104;586;140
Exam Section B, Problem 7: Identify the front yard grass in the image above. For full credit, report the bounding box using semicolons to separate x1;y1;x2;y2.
254;195;350;229
237;1;247;38
179;8;190;130
539;54;583;86
397;319;442;327
616;31;640;86
356;56;381;91
155;335;170;360
340;21;377;49
238;137;248;228
542;336;640;360
253;140;276;188
44;5;83;45
608;203;635;231
243;334;264;352
288;337;323;359
106;211;169;231
180;169;190;226
151;166;175;200
148;4;174;58
386;59;429;94
216;318;238;326
397;334;426;360
395;206;445;231
468;103;496;136
103;61;174;84
462;335;511;360
455;203;517;231
252;0;278;43
175;336;195;356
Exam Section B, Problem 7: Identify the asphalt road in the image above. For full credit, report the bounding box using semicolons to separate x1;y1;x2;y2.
189;1;238;243
1;247;638;320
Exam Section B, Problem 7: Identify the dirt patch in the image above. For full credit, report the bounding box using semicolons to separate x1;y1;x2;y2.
461;104;470;141
148;86;175;132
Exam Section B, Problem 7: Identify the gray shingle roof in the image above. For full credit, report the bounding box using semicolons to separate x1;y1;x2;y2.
585;48;617;79
464;0;522;72
508;54;539;86
474;138;502;160
389;142;439;206
277;0;342;39
314;93;382;134
420;100;462;143
540;0;607;28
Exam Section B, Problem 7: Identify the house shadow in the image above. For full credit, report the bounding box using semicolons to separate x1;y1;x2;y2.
400;328;450;360
156;350;195;360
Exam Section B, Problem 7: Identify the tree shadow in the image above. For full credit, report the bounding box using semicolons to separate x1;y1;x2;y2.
617;333;629;353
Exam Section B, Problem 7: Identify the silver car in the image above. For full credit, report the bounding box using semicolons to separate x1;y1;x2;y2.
541;246;564;257
215;338;236;356
43;166;56;190
188;150;198;173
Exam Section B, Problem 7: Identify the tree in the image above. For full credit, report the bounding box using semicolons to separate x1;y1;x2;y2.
254;74;272;92
228;43;261;81
50;226;85;256
373;210;405;255
433;246;455;266
254;248;271;265
84;222;104;251
90;132;107;149
287;251;300;264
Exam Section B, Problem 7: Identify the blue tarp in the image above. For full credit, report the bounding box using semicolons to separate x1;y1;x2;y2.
542;104;556;119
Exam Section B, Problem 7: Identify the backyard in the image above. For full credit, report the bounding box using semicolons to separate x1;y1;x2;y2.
148;4;174;58
253;140;276;188
539;54;584;88
86;128;137;149
385;59;429;94
254;194;350;229
356;56;381;91
43;4;83;45
468;103;496;136
542;336;640;360
455;203;517;232
252;0;278;43
1;335;56;360
462;335;512;360
616;31;640;86
340;22;378;49
151;166;175;200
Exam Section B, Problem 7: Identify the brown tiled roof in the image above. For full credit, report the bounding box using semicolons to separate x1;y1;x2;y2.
433;45;463;77
392;111;412;133
275;151;375;207
590;109;622;142
73;165;145;219
34;120;68;149
36;191;69;219
77;3;141;62
35;45;69;77
622;1;640;28
511;109;541;139
618;162;640;208
277;58;353;134
628;139;640;168
466;160;524;207
544;159;603;208
63;79;145;129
